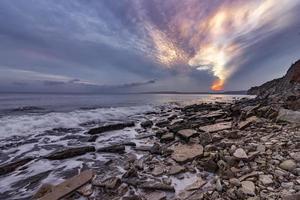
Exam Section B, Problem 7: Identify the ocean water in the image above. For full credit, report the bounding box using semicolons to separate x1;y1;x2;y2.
0;93;251;139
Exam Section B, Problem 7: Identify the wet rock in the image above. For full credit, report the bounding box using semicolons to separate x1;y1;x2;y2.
277;108;300;124
155;120;169;128
177;129;198;141
97;144;125;153
279;160;297;171
45;146;95;160
239;116;259;130
233;148;248;160
145;191;166;200
168;165;185;175
136;133;155;139
141;120;153;128
0;157;34;175
283;193;300;200
77;184;93;196
123;166;138;178
259;174;273;185
87;121;135;135
93;177;121;189
240;181;256;196
171;144;203;163
185;177;206;191
139;182;175;192
160;132;174;143
39;170;93;200
13;170;52;191
199;122;232;133
33;183;53;199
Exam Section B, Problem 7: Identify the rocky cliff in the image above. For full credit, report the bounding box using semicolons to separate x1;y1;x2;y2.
248;60;300;110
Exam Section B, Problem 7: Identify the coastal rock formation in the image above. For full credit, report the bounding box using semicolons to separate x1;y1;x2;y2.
248;60;300;110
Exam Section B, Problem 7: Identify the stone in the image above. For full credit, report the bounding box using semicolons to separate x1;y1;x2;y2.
229;178;241;186
45;146;95;160
141;120;153;128
171;144;203;163
33;183;53;199
238;116;259;130
199;122;232;133
290;152;300;162
77;184;93;196
259;175;273;185
241;181;256;196
152;165;165;176
277;108;300;124
233;148;248;159
0;157;34;175
177;129;197;140
168;165;185;175
93;176;121;189
185;177;206;191
145;191;166;200
283;193;300;200
160;133;174;143
87;121;135;134
97;144;125;153
138;182;175;192
39;170;94;200
279;160;297;172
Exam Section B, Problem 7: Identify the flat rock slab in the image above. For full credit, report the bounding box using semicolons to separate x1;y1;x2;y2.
199;122;232;133
40;170;94;200
97;144;125;153
145;191;166;200
0;157;33;175
239;116;259;130
185;177;206;191
171;144;203;163
277;108;300;124
87;121;135;135
177;129;197;140
139;182;175;192
45;146;95;160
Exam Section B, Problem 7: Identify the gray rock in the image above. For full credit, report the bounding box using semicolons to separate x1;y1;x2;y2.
259;175;273;185
279;160;297;172
141;120;153;128
171;144;203;163
233;148;248;159
177;129;197;140
277;108;300;124
241;181;256;196
199;122;232;133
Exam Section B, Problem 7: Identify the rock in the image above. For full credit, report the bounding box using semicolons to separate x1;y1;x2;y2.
93;177;121;189
152;165;165;176
283;193;300;200
45;146;95;160
155;120;169;128
185;177;206;191
0;157;34;175
233;148;248;160
229;178;241;187
279;160;297;171
277;108;300;124
123;166;138;178
97;144;125;153
139;182;175;192
215;178;223;192
238;116;259;130
87;121;135;135
160;132;174;143
77;184;93;196
290;152;300;162
141;120;153;128
145;191;166;200
240;181;256;196
199;122;232;133
177;129;197;140
39;170;94;200
259;175;273;185
33;183;53;199
171;144;203;163
168;165;185;175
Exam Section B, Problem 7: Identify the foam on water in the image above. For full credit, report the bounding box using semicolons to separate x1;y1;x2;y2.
0;105;154;139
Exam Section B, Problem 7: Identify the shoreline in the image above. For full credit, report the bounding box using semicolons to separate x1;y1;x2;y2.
0;99;299;199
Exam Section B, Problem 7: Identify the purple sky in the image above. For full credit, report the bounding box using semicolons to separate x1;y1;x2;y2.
0;0;299;93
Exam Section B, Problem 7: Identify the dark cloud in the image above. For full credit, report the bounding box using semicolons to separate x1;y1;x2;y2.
0;0;299;93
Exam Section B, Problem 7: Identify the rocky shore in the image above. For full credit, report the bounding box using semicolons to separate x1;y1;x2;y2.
0;97;299;200
0;61;299;200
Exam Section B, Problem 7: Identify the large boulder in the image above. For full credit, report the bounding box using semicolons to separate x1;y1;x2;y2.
171;144;203;163
277;108;300;124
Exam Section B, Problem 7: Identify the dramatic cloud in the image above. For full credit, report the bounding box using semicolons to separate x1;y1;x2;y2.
0;0;299;92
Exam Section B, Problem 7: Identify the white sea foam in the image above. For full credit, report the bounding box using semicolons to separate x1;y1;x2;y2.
0;105;154;139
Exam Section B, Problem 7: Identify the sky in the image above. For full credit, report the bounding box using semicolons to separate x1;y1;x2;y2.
0;0;300;93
